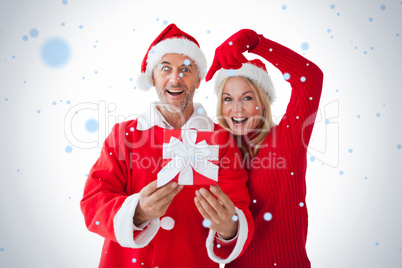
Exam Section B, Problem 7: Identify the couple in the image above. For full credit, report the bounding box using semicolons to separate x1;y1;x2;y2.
80;24;323;268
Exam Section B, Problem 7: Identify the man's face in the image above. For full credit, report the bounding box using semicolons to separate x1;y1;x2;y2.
153;53;201;114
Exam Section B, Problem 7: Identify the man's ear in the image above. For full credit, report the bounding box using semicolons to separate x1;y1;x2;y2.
195;75;201;89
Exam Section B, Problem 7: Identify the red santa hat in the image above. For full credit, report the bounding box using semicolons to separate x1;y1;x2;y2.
214;59;276;103
137;24;207;90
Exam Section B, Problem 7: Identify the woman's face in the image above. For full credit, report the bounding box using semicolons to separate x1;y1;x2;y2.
221;77;263;136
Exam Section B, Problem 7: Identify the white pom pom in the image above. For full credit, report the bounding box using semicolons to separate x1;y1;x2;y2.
136;73;153;91
160;216;175;230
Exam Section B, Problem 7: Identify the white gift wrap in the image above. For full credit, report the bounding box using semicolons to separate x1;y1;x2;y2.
157;129;219;188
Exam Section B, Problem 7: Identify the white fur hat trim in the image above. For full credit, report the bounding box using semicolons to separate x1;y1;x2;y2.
214;63;276;103
136;38;207;91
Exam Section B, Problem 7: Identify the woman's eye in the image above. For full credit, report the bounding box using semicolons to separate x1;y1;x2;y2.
224;97;232;102
244;96;253;101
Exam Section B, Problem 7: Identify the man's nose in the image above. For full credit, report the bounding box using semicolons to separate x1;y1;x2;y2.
169;70;182;83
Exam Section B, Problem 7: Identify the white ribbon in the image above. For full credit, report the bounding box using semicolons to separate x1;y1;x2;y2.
157;129;219;188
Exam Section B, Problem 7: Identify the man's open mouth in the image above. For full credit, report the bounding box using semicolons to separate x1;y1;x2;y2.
167;89;184;96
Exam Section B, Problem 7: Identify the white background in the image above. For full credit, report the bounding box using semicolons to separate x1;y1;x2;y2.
0;0;401;267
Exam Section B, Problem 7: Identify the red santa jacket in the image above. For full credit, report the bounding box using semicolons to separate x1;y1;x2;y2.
80;103;254;268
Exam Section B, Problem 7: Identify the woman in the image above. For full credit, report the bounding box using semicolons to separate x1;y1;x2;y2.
206;29;323;267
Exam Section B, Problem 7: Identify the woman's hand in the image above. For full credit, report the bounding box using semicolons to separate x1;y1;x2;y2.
206;29;260;81
194;185;238;240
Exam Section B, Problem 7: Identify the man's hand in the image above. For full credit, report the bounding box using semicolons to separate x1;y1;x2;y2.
206;29;260;81
194;185;238;240
134;180;183;226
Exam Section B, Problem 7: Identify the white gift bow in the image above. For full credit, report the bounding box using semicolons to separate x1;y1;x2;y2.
157;129;219;188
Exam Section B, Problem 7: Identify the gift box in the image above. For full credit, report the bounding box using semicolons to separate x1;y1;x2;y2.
157;129;219;187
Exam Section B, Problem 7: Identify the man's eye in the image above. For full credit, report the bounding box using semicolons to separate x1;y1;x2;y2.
162;66;169;71
182;67;190;72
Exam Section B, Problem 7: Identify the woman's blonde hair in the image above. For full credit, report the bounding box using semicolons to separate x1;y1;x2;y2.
216;77;275;159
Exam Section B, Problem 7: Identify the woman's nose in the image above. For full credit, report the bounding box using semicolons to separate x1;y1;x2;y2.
233;100;243;112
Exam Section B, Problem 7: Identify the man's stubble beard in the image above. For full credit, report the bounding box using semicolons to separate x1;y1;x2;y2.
156;85;196;114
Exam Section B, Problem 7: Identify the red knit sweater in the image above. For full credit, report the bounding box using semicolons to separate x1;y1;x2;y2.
226;36;323;268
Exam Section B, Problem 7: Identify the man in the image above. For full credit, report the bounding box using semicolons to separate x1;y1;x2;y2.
80;24;253;268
